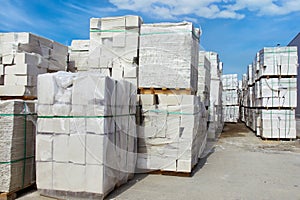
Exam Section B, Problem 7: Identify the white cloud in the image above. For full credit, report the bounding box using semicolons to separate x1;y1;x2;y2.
108;0;300;20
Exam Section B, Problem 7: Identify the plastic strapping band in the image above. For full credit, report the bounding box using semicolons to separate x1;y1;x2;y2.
22;102;27;188
147;109;201;115
38;114;135;119
90;29;137;33
0;156;35;164
140;30;200;40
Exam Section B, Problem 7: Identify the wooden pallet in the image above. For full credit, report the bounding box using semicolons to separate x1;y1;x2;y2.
138;87;195;95
0;183;36;200
261;137;296;141
257;74;297;80
147;169;192;177
0;96;37;101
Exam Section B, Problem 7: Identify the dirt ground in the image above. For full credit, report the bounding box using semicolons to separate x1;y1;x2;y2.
18;123;300;200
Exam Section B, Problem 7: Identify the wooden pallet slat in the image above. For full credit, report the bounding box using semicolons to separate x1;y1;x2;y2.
138;87;195;95
0;183;36;200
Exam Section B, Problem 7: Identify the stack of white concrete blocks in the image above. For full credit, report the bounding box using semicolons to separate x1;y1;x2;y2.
222;74;239;123
205;52;223;139
241;64;258;132
68;40;90;71
138;22;200;93
241;46;298;139
0;100;36;192
36;72;137;199
198;51;211;107
87;16;142;87
137;94;207;173
0;32;67;97
136;22;207;173
255;46;298;139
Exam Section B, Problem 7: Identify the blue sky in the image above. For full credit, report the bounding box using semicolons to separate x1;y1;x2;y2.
0;0;299;78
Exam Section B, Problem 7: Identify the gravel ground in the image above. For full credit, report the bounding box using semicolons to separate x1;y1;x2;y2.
18;123;300;200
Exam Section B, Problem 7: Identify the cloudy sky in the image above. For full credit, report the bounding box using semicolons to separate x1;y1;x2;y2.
0;0;299;77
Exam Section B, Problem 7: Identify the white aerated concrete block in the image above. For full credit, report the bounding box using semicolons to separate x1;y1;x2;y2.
68;134;86;164
53;135;69;162
36;134;53;161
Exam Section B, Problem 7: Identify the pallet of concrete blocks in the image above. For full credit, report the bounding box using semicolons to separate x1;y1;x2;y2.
222;74;238;90
258;46;298;78
222;90;239;106
36;71;137;199
0;32;67;97
88;16;142;87
223;105;239;123
0;100;36;193
256;109;296;139
198;51;211;107
138;22;200;93
247;64;255;86
68;40;90;72
205;52;221;79
256;77;297;108
137;94;207;173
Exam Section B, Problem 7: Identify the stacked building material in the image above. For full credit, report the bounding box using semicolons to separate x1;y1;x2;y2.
0;32;67;194
36;71;137;199
222;74;239;123
88;16;142;87
137;94;207;173
68;40;89;71
0;100;36;193
256;46;297;139
205;52;223;139
135;22;207;173
241;46;298;139
198;51;211;108
138;22;200;93
0;32;67;97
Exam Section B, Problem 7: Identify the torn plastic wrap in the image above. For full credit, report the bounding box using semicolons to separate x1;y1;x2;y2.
137;94;207;173
36;71;137;199
0;100;37;192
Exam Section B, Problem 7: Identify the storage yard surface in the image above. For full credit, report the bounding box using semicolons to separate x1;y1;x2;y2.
18;123;300;200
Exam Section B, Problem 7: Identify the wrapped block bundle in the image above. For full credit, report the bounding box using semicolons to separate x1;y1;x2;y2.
69;40;90;71
222;74;238;90
256;78;297;108
137;94;207;173
88;16;142;86
256;109;296;139
0;100;36;192
139;22;200;92
36;72;137;199
205;51;221;79
222;74;239;122
247;64;254;86
223;105;239;123
198;52;211;107
0;32;68;97
222;90;239;106
258;46;298;78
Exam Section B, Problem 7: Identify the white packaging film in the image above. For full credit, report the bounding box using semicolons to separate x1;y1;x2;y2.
138;22;200;92
36;71;137;198
137;94;207;173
